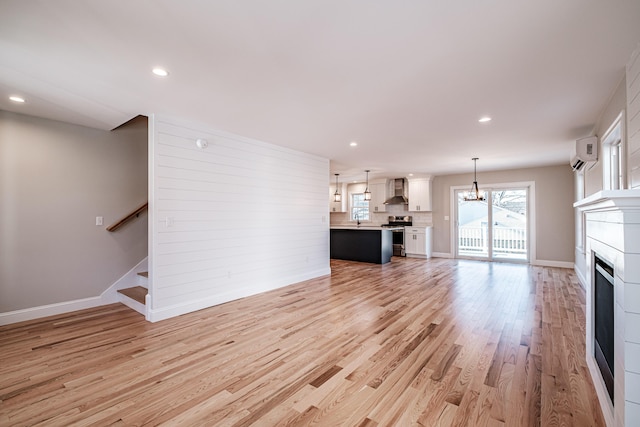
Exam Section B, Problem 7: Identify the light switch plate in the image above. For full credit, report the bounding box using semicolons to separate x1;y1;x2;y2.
96;216;103;226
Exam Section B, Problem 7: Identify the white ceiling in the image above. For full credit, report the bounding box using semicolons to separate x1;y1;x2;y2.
1;1;640;182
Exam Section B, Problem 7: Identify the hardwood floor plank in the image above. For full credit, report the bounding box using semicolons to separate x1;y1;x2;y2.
0;258;605;426
484;322;513;387
434;402;459;426
495;358;516;419
431;343;462;382
446;331;489;406
451;387;480;427
414;366;462;426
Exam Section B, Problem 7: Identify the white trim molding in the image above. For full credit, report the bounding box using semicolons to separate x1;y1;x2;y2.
432;252;453;258
574;264;588;290
0;296;106;326
530;259;574;268
0;257;148;326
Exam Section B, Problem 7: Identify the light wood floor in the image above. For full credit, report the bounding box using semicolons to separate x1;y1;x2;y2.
0;258;605;426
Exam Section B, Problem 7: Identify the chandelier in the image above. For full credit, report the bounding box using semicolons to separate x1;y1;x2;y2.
464;158;486;201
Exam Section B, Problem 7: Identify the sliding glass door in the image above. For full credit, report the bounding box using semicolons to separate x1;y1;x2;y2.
456;191;489;258
456;188;528;261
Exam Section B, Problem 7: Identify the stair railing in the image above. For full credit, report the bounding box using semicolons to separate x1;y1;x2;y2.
106;202;148;232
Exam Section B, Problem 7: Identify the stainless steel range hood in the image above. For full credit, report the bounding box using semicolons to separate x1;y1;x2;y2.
384;178;408;205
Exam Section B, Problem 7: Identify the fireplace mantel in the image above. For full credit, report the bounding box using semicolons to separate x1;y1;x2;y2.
574;189;640;210
574;189;640;427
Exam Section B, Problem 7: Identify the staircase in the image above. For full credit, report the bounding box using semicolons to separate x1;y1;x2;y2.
107;203;149;317
117;271;148;315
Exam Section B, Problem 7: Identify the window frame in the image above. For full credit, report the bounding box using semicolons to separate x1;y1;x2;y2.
350;192;370;222
602;111;626;191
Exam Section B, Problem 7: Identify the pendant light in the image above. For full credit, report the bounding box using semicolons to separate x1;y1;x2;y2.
464;158;486;201
364;170;371;201
333;173;342;202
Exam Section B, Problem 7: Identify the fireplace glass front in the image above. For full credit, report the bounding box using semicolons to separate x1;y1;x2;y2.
594;255;614;403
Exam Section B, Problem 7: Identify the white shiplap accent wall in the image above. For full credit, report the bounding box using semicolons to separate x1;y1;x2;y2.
628;44;640;189
148;115;330;322
575;191;640;427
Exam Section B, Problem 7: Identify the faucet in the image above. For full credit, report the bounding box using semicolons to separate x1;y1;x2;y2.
355;212;361;226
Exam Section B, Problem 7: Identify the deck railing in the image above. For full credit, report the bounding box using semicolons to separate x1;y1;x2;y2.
458;226;527;256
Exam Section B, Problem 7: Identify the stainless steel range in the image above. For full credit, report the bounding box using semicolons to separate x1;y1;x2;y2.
381;216;412;256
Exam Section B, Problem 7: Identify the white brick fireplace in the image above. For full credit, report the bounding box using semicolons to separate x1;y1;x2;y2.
575;190;640;427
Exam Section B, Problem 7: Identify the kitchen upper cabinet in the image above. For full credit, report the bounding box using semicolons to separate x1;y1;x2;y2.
369;179;389;213
404;226;433;258
329;183;347;212
408;177;432;211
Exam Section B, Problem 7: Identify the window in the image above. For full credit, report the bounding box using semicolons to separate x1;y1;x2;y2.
351;193;370;221
602;112;625;191
575;171;585;253
610;140;623;190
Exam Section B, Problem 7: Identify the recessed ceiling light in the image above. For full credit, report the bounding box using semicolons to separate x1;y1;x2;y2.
9;96;25;103
408;173;414;177
152;67;169;77
478;117;492;123
350;141;358;147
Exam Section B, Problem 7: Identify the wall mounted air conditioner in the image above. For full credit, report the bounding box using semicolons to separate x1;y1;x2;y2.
570;136;598;172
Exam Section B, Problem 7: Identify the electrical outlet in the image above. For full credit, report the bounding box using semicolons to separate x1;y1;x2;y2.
96;216;103;226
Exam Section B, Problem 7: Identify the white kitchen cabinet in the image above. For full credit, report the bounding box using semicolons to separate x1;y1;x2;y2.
405;226;432;258
329;183;348;212
369;179;389;213
408;177;432;212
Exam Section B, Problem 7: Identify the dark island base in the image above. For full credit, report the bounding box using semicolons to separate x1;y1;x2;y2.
330;228;393;264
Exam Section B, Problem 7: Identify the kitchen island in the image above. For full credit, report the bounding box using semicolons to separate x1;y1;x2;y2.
329;226;395;264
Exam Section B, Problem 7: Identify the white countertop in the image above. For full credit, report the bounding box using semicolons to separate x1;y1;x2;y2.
330;225;403;230
330;224;432;230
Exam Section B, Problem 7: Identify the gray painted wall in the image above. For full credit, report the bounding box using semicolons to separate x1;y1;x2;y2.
432;164;575;263
0;111;148;312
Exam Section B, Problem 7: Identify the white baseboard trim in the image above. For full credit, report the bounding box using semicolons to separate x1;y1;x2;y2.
530;259;574;268
0;257;148;326
147;267;331;322
574;265;587;290
586;353;615;427
432;252;453;258
430;254;572;268
406;254;430;259
0;296;107;326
